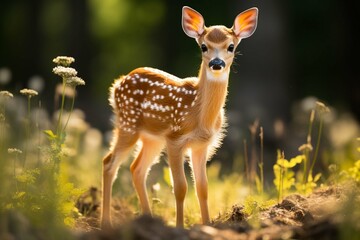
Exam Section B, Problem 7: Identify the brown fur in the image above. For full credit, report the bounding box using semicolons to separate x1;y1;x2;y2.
206;28;229;43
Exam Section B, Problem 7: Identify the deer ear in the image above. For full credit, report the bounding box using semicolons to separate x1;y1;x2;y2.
232;7;258;39
182;6;205;39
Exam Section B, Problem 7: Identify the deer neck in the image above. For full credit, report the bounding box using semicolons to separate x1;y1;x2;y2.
196;62;229;129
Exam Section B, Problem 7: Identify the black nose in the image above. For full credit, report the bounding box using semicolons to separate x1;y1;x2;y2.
209;58;225;70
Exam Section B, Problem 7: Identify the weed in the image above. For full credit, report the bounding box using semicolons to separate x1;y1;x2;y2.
273;151;303;202
309;102;330;176
0;56;85;235
301;109;315;184
20;88;38;167
0;91;13;153
243;195;276;228
243;139;249;182
248;119;259;185
258;126;264;195
294;101;329;194
346;138;360;182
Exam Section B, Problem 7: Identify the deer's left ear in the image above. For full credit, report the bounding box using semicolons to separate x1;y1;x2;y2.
232;7;258;39
182;6;205;39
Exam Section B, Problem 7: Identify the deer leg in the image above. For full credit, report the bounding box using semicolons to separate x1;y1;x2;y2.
191;147;210;224
101;133;138;229
167;144;187;227
130;138;164;215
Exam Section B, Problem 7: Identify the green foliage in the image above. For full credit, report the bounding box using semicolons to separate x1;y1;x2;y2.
273;152;303;202
272;102;329;200
57;173;83;226
243;195;276;229
15;168;40;184
0;56;85;234
295;172;322;195
243;195;276;216
346;140;360;182
348;160;360;182
273;151;323;200
5;163;82;227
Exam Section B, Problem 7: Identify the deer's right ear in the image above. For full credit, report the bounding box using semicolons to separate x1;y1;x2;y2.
182;6;205;39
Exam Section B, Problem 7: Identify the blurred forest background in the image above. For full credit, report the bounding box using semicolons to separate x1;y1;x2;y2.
1;0;359;174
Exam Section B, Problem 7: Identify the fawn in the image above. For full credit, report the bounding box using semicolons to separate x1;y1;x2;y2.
101;6;258;228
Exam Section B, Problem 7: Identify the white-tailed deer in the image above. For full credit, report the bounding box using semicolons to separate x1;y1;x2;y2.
101;6;258;228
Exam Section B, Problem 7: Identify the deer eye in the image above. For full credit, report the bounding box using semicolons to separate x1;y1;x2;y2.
201;44;208;52
227;44;235;53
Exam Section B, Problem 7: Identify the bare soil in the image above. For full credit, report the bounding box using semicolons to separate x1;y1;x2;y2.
75;183;360;240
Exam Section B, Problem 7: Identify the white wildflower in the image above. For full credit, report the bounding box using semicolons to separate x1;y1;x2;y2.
315;101;330;114
20;88;38;98
53;66;77;78
298;143;313;152
66;76;85;87
53;56;75;66
8;148;23;154
0;91;14;99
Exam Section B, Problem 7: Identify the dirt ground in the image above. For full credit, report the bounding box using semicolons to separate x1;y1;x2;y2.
75;183;360;240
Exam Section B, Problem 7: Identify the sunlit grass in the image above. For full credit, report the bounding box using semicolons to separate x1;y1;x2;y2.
145;162;249;227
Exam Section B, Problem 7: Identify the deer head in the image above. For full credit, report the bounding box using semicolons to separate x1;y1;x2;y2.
182;6;258;81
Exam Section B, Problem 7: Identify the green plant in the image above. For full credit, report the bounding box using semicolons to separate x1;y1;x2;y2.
244;121;266;195
0;91;13;151
41;56;85;226
50;56;85;142
347;138;360;182
273;151;303;202
243;195;276;229
0;56;85;233
301;109;315;184
296;101;328;194
309;102;330;177
257;126;264;195
19;88;38;167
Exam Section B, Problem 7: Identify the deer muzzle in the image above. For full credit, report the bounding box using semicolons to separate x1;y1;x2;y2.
209;58;226;71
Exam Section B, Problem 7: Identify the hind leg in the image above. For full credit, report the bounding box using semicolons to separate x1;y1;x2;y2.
101;131;138;229
130;136;164;214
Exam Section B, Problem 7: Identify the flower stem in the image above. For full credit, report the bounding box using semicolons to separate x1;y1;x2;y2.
56;79;67;138
302;150;309;184
259;127;264;195
0;104;5;154
23;96;31;168
310;116;323;176
62;91;76;133
14;154;18;191
278;165;283;203
303;110;315;184
244;139;249;182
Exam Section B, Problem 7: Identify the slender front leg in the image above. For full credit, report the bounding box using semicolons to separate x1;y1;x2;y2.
167;143;187;227
191;147;210;224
